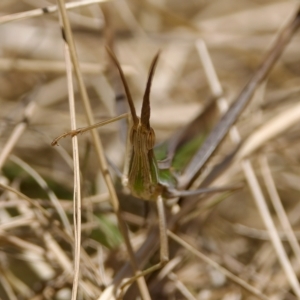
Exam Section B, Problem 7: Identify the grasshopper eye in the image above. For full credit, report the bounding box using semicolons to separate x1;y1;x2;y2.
147;128;155;150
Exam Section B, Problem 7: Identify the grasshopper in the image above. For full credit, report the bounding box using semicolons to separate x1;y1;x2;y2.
52;48;235;284
106;49;234;275
52;48;236;282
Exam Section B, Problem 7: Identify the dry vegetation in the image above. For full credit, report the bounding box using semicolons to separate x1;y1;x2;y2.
1;0;300;299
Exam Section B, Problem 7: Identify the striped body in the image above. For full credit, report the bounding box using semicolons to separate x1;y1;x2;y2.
127;119;162;201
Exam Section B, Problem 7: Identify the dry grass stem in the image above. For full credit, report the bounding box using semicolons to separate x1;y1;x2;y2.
0;0;110;24
242;159;300;297
0;58;134;74
1;1;300;299
238;102;300;159
168;273;197;300
168;231;270;300
58;15;82;298
260;155;300;266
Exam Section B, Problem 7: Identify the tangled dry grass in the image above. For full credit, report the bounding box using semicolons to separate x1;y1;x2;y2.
1;0;300;299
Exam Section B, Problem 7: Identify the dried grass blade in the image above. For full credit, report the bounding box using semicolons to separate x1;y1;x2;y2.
242;160;300;297
0;0;110;24
168;231;270;300
260;156;300;266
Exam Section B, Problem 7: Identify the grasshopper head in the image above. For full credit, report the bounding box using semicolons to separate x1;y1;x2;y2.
107;48;160;151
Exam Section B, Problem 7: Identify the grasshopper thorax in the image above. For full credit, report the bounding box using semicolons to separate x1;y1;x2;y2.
130;119;156;153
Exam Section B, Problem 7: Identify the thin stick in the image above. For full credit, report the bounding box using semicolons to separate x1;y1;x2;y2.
0;234;44;255
0;93;38;169
168;231;270;300
196;39;240;144
55;0;150;299
157;195;169;262
242;160;300;297
0;0;110;24
58;17;82;299
234;223;300;241
168;273;197;300
260;156;300;267
237;101;300;159
0;58;134;74
0;215;36;231
51;113;128;146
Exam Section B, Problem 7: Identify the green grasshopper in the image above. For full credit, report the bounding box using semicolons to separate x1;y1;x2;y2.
106;49;233;275
52;48;236;279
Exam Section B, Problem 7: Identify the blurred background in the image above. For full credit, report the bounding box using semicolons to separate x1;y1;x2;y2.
0;0;300;299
